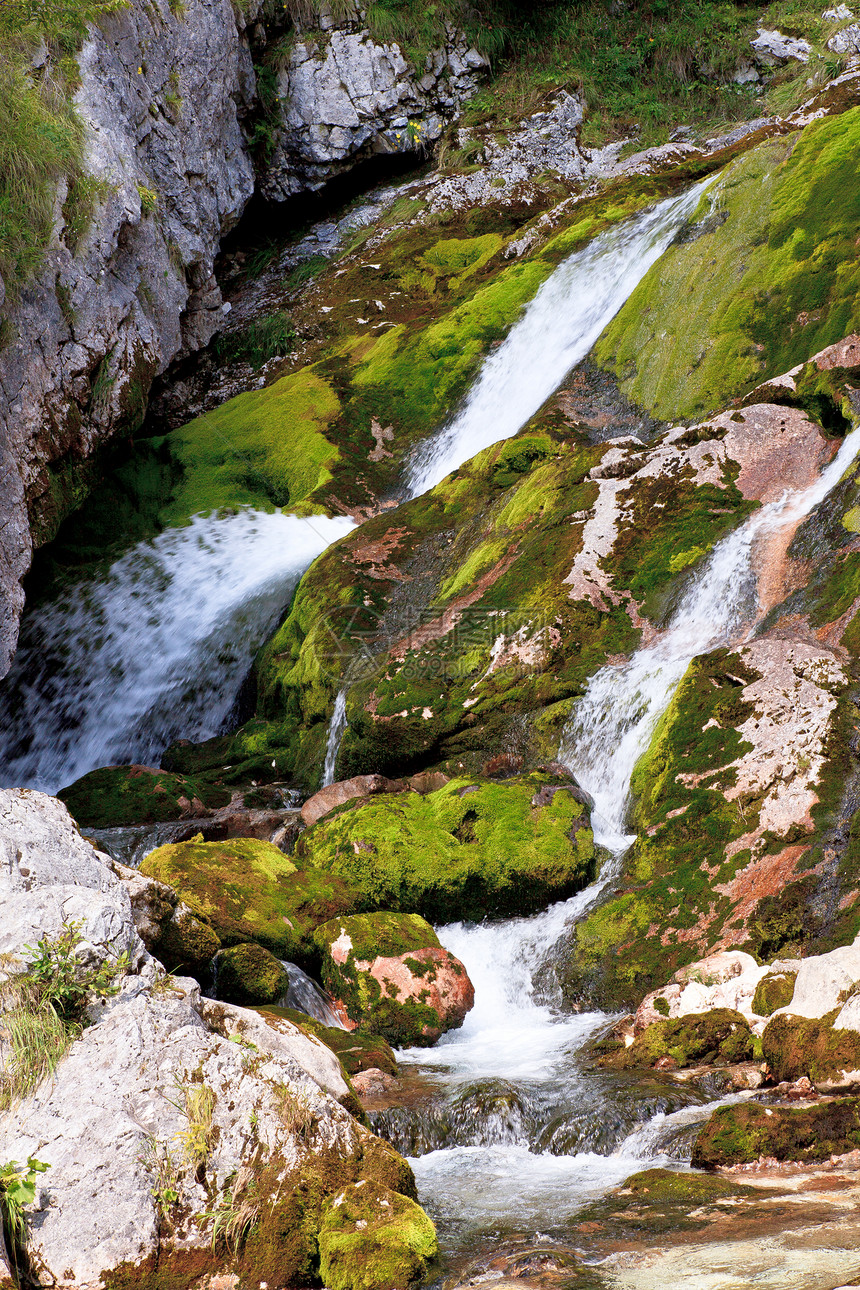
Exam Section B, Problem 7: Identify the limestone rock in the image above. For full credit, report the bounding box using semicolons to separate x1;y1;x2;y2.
751;28;812;65
828;22;860;54
773;941;860;1020
264;17;488;200
0;788;426;1285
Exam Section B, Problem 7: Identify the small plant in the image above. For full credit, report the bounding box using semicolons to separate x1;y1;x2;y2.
204;1166;259;1252
176;1083;217;1170
136;183;158;216
274;1084;317;1141
21;920;126;1022
211;311;296;370
137;1135;181;1220
0;1157;49;1248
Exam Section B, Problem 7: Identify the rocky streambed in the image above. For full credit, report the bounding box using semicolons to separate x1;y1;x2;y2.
6;19;860;1287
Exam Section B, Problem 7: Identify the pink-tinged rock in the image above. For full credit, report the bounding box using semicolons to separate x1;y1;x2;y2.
300;774;406;827
365;947;476;1045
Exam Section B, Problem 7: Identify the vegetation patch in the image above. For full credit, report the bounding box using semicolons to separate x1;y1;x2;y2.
752;971;797;1017
260;1005;399;1077
57;763;230;829
762;1010;860;1085
318;1179;438;1290
600;1009;754;1071
213;942;289;1005
597;110;860;421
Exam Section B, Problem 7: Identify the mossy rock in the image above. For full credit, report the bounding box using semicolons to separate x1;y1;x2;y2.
597;109;860;421
620;1167;754;1204
752;971;797;1018
315;912;465;1047
155;906;222;975
318;1179;438;1290
260;1006;398;1077
692;1098;860;1169
214;943;288;1005
298;776;599;924
604;1009;754;1071
762;1011;860;1086
140;836;362;963
58;764;229;828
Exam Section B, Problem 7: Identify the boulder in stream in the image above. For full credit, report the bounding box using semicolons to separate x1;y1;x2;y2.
58;762;229;828
212;941;289;1005
315;912;475;1047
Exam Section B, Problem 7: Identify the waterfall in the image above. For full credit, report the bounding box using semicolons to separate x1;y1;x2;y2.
278;961;346;1029
400;425;860;1247
0;511;354;794
405;178;712;498
321;689;348;787
561;423;860;853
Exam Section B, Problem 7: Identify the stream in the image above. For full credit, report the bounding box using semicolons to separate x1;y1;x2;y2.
3;173;858;1277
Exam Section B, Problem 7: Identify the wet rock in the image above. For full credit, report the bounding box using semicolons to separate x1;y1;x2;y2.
260;1006;399;1078
315;912;474;1047
353;1068;399;1099
212;942;289;1005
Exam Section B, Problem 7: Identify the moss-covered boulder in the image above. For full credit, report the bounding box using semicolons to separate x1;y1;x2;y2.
298;776;599;924
620;1167;754;1204
260;1006;398;1077
315;912;474;1047
601;1009;755;1071
752;971;797;1018
214;943;289;1006
139;836;361;963
318;1179;438;1290
692;1098;860;1169
58;764;229;828
762;1011;860;1089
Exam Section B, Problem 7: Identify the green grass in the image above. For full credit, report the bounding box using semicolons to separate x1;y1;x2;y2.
212;311;296;370
0;0;122;300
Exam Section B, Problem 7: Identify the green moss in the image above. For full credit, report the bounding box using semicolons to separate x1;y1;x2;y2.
597;111;860;420
214;943;288;1005
762;1010;860;1085
752;971;797;1017
156;908;222;975
157;367;341;523
298;776;598;925
621;1167;754;1204
560;649;761;1009
604;1009;754;1070
140;837;362;963
57;764;229;829
692;1098;860;1168
809;551;860;627
318;1180;438;1290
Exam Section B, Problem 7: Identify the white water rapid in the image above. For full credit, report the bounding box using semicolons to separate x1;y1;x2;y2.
397;425;860;1256
406;179;711;497
0;510;354;793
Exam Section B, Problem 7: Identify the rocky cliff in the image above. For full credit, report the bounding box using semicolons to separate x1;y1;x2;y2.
0;0;487;680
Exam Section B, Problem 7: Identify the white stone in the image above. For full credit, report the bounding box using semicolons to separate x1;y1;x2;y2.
751;27;813;64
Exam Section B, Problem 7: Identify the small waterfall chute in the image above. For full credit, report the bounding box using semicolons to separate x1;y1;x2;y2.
321;689;348;787
278;961;346;1030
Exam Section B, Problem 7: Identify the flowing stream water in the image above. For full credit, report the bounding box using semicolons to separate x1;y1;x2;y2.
0;511;354;793
394;427;860;1267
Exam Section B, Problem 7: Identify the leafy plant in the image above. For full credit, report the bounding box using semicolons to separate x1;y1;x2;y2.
21;920;126;1022
0;1157;49;1244
176;1083;216;1169
136;1135;181;1220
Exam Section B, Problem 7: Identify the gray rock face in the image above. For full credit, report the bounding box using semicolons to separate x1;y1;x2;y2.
0;0;487;682
0;0;260;680
828;21;860;55
263;10;487;199
0;788;417;1285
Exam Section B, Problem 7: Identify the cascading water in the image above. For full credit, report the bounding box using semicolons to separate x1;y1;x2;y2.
406;178;712;498
396;427;860;1258
321;689;348;787
278;961;346;1029
0;511;354;793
